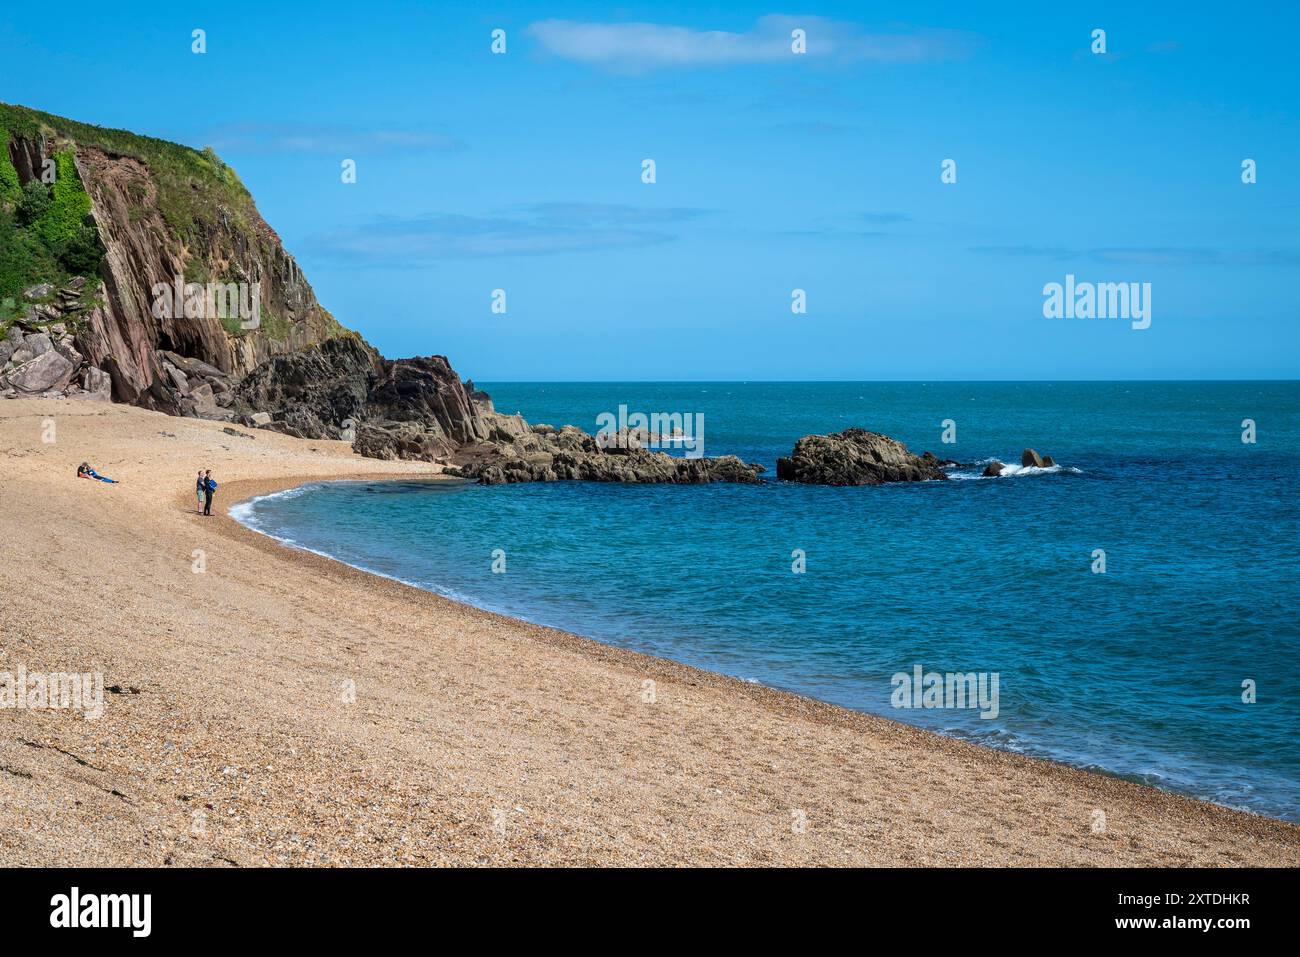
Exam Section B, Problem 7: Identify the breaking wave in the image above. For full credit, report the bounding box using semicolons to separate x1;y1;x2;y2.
948;457;1084;480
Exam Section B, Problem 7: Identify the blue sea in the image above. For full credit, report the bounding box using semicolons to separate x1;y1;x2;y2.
232;382;1300;822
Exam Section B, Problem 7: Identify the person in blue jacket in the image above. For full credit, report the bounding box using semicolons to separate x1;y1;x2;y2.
202;469;217;516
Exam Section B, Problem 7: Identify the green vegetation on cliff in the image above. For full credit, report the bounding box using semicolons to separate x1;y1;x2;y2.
0;102;255;242
1;103;348;349
1;103;259;324
0;109;103;319
0;149;19;204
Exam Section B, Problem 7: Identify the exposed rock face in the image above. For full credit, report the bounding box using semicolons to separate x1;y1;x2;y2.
1;309;104;399
776;429;949;486
5;109;345;413
1;348;75;393
71;141;342;406
1021;449;1055;468
446;423;764;485
22;332;52;356
80;366;111;400
920;450;957;469
982;460;1006;477
227;339;761;484
361;354;493;456
231;336;378;439
463;379;494;413
230;336;493;459
230;337;479;456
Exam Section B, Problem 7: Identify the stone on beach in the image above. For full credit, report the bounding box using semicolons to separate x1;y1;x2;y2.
81;366;112;400
22;332;53;357
1;349;76;394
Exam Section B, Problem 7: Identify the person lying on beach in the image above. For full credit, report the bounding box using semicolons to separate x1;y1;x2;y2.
77;462;118;484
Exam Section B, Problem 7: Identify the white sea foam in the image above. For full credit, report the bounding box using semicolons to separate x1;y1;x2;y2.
948;458;1083;480
997;462;1081;477
228;486;500;611
226;484;316;523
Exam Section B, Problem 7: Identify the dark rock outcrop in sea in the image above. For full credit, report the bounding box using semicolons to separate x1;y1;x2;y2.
776;428;950;486
230;336;491;461
227;337;763;484
1021;448;1055;468
445;424;765;485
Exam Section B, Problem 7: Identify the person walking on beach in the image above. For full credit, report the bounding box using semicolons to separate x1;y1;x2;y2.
202;469;217;516
195;470;206;513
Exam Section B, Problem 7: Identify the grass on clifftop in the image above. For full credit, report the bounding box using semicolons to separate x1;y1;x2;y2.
1;103;350;346
0;102;257;244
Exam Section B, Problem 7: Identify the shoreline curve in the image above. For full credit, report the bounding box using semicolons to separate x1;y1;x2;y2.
216;475;1300;836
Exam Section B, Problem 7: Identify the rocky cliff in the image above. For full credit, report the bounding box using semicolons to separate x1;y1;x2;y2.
2;103;763;486
2;103;344;412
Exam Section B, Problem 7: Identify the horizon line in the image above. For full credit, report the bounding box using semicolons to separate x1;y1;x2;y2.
470;377;1300;384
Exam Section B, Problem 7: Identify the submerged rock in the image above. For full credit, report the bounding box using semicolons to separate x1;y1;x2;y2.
776;428;949;486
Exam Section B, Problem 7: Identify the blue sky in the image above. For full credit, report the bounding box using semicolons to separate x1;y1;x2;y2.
3;1;1298;379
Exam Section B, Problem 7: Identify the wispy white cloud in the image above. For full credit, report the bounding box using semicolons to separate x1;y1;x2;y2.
525;15;978;72
861;212;913;225
971;245;1300;266
309;203;712;263
510;202;712;226
200;122;463;155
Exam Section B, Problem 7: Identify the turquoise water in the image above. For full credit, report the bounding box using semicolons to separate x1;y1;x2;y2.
234;382;1300;821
